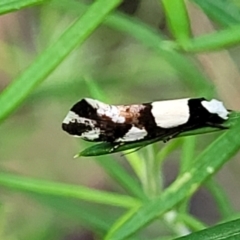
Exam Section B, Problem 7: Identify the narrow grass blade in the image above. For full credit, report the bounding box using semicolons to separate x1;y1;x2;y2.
0;0;122;123
162;0;191;42
183;25;240;52
105;116;240;240
174;218;240;240
192;0;240;27
53;0;213;96
32;194;113;234
0;0;47;15
0;172;141;208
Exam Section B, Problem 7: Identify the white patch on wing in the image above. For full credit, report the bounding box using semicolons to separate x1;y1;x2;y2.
81;128;101;141
85;98;125;123
97;105;125;123
63;110;100;140
116;126;147;142
201;99;229;120
151;98;190;128
62;111;81;124
63;111;96;126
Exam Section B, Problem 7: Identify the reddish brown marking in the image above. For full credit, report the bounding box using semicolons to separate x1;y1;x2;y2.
117;104;146;125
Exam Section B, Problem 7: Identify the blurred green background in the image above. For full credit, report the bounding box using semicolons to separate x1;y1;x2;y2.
1;0;240;239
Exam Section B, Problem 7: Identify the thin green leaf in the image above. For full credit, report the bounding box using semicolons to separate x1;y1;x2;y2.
0;0;47;15
102;11;213;96
174;218;240;240
0;172;141;208
53;0;213;96
77;112;239;157
178;214;206;231
105;115;240;240
0;0;122;123
162;0;191;42
32;194;113;234
105;207;141;240
183;25;240;52
29;193;141;239
192;0;240;27
205;180;235;219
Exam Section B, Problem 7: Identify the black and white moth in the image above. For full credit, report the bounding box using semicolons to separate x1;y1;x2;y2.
62;97;229;150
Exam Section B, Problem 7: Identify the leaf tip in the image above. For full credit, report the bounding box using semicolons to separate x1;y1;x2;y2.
73;153;80;159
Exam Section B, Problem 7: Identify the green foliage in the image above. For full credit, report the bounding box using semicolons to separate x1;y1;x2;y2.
175;218;240;240
1;0;240;239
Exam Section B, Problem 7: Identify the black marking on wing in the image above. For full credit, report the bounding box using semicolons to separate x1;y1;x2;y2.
62;122;92;136
138;104;158;138
62;118;133;143
98;122;132;142
186;98;225;129
71;99;99;120
137;103;184;140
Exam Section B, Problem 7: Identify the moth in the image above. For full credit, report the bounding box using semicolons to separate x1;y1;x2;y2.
62;97;229;150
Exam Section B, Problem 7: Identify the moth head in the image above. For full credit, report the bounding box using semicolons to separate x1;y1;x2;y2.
201;99;229;120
